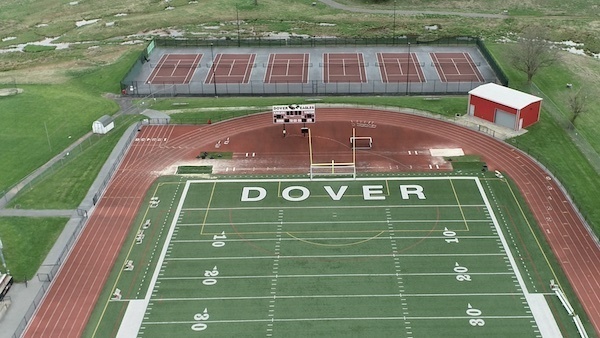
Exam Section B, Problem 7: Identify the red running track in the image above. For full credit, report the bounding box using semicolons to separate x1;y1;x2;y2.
23;109;599;337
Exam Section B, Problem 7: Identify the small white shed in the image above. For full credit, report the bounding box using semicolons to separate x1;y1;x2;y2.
92;115;115;134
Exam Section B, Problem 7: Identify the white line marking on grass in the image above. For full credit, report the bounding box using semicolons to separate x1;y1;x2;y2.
171;235;499;243
165;253;505;261
157;272;513;280
265;213;283;335
178;219;490;226
154;292;525;302
184;176;480;185
183;204;487;211
143;315;534;325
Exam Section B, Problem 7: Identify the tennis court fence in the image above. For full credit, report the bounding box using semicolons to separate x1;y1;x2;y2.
122;79;494;97
121;36;509;96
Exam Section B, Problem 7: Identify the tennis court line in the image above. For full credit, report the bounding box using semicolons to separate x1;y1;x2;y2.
406;52;424;83
463;52;484;82
430;53;447;82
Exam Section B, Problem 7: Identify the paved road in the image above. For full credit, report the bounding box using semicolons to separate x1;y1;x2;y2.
319;0;508;18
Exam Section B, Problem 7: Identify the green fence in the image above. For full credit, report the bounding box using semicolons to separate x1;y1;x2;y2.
476;38;509;86
152;36;480;48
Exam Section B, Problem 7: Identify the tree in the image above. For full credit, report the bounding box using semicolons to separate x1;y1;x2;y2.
568;89;588;126
510;27;560;84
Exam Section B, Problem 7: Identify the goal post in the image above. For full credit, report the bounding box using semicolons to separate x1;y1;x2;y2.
308;128;357;179
309;161;356;179
350;136;372;150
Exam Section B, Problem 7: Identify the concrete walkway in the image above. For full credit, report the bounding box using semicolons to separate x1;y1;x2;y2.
319;0;508;18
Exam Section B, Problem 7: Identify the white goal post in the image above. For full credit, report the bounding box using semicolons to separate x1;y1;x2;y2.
308;128;360;179
309;160;356;179
350;136;372;150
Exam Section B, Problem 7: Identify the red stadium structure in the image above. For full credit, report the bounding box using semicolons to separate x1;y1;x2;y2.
468;83;542;131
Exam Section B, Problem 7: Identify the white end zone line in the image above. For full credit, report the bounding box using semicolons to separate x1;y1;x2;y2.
475;178;562;337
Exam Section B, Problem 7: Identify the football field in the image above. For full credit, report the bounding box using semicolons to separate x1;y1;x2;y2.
88;175;566;337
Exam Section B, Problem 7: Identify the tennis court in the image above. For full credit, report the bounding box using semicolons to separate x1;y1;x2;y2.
322;53;367;83
205;53;256;84
264;53;310;83
146;53;202;84
430;52;484;83
377;52;425;83
89;176;564;337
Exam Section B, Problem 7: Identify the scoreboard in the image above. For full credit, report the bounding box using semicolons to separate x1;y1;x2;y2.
272;104;316;124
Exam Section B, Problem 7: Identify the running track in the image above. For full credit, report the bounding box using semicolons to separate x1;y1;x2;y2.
23;109;600;337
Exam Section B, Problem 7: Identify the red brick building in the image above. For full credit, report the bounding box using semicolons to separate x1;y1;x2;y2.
467;83;542;131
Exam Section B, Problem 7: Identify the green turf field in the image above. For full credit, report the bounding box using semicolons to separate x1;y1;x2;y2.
87;175;580;337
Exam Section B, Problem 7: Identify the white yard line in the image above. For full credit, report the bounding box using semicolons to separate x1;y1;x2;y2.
171;235;499;242
165;253;506;261
154;292;526;302
157;272;513;280
143;315;534;326
183;204;486;211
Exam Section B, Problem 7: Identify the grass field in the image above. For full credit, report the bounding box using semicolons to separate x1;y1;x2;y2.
0;1;598;335
86;174;581;337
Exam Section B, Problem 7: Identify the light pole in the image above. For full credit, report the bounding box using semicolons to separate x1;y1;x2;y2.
210;43;217;97
405;42;411;95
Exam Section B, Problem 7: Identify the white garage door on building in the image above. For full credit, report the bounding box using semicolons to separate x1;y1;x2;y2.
494;109;516;129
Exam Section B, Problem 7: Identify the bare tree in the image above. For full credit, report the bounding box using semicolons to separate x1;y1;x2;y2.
568;89;588;126
511;27;560;84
